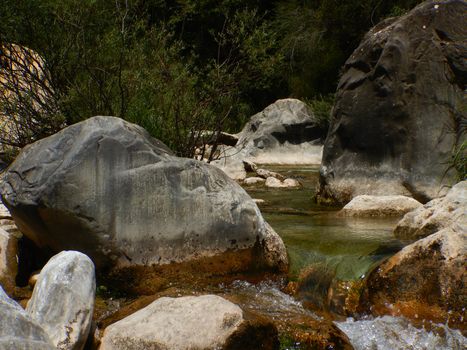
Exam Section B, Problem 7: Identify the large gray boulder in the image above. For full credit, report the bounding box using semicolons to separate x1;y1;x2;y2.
0;285;54;350
394;181;466;239
212;99;325;179
317;0;467;205
26;251;95;350
100;295;279;350
0;116;287;275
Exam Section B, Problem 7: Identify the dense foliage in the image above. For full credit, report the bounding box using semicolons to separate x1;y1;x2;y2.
0;0;424;157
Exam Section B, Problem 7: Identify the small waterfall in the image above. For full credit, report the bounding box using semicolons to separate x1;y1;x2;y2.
336;316;467;350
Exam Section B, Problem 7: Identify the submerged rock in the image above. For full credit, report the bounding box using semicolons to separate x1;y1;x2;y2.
0;116;287;280
394;181;466;239
317;0;467;205
362;226;466;329
100;295;279;350
26;251;95;350
0;285;54;350
341;195;422;217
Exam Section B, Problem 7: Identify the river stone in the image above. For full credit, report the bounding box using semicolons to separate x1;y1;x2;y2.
0;228;19;295
26;251;95;350
0;285;54;350
394;181;467;239
265;177;300;189
0;203;10;219
243;177;265;185
0;116;287;275
100;295;279;350
317;0;467;205
362;226;466;329
340;195;422;217
212;99;325;179
256;168;285;181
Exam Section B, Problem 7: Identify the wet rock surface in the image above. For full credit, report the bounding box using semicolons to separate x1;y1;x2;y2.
26;251;96;350
361;226;466;330
394;181;466;239
318;0;467;205
0;116;287;277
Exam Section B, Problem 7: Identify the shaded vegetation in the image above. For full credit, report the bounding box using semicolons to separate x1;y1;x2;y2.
0;0;424;157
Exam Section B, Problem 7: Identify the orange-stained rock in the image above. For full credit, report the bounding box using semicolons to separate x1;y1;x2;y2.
360;226;466;331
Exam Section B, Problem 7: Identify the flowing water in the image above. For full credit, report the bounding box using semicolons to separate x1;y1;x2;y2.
245;165;407;281
239;165;467;349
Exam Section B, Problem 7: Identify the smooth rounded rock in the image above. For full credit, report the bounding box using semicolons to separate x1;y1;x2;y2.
317;0;467;205
0;116;287;275
340;195;422;217
265;177;300;188
100;295;279;350
26;251;96;350
243;177;265;185
0;285;54;350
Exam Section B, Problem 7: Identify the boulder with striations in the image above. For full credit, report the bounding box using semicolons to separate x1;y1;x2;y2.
317;0;467;205
0;116;287;280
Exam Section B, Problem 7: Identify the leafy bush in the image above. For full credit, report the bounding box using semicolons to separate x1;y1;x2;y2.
449;140;467;182
305;94;334;131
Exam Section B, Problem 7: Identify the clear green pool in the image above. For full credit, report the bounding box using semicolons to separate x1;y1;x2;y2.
244;165;409;281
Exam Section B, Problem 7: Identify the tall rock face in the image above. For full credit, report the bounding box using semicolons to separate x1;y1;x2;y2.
0;116;287;277
317;0;467;205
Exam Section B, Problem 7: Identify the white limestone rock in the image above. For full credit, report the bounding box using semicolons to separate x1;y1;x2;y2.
0;285;54;350
243;177;265;185
210;99;326;180
394;181;467;239
265;177;300;188
0;203;10;219
340;195;422;217
100;295;278;350
26;251;96;350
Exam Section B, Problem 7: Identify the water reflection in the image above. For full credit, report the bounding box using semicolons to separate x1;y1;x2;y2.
244;165;410;280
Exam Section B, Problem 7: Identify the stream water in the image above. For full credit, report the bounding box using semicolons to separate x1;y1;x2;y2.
239;165;467;350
